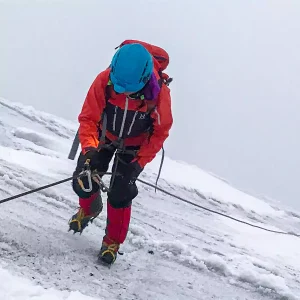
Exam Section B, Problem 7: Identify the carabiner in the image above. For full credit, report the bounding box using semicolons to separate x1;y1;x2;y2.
77;160;93;193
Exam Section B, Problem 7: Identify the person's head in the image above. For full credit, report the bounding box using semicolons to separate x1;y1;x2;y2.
110;43;154;94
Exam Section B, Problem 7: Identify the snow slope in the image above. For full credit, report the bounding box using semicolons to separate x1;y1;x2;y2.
0;97;300;300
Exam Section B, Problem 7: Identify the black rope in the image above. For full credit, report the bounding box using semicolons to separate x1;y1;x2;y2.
137;178;300;237
0;172;299;238
0;176;73;205
0;172;111;205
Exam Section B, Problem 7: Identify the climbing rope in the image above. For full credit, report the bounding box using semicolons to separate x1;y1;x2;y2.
0;172;299;237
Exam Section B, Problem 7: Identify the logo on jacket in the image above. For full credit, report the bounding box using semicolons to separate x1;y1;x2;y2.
139;114;146;120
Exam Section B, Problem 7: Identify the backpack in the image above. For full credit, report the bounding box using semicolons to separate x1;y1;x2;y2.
115;40;173;87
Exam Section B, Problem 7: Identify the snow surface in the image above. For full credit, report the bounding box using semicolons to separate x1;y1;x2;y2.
0;264;97;300
0;96;300;300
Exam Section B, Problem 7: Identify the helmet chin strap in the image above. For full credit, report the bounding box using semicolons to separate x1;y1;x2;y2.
128;91;145;100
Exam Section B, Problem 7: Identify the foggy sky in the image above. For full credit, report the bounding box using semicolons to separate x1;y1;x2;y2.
1;0;300;208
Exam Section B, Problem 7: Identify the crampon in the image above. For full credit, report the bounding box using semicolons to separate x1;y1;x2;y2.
68;208;100;234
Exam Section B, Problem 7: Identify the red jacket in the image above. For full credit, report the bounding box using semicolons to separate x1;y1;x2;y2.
78;68;173;168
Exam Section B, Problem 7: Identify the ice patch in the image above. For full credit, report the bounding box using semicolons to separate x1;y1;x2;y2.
237;269;295;299
0;146;74;178
0;266;101;300
128;223;298;299
12;127;69;154
147;156;285;216
204;254;231;276
0;97;76;139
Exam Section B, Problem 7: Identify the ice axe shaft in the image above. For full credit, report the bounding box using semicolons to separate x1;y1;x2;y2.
68;130;80;160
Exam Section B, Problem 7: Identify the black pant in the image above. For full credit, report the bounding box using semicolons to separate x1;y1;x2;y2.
72;145;140;208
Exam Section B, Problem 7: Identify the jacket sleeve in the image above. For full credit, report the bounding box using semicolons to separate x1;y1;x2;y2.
78;73;106;153
137;85;173;168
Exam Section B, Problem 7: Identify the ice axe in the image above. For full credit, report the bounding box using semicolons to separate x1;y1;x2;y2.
68;129;80;160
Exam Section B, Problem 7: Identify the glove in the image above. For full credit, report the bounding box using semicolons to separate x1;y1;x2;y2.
82;148;99;171
72;148;100;198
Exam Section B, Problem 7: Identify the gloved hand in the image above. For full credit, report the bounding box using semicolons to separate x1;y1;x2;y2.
82;148;99;171
72;148;100;198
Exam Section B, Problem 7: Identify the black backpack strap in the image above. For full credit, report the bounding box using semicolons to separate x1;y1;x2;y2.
99;111;107;144
98;84;111;145
105;84;111;103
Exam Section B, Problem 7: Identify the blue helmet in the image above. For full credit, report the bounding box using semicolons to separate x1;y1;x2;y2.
110;43;153;93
